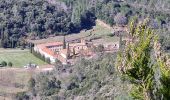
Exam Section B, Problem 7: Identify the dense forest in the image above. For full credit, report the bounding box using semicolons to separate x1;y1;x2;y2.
61;0;170;52
1;0;170;52
0;0;96;48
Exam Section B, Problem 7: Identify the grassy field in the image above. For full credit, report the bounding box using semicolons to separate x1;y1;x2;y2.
28;19;120;44
0;68;36;99
0;49;46;67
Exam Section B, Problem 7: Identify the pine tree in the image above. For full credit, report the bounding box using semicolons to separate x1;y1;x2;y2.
63;36;66;49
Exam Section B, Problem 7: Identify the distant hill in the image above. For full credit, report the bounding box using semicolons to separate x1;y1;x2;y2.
0;0;170;51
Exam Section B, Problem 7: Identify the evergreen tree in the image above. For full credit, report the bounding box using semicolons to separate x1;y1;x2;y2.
63;36;66;49
116;19;170;100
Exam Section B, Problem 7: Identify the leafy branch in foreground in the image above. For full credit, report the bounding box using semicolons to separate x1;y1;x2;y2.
116;19;170;100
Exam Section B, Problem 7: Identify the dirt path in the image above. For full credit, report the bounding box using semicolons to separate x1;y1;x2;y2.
96;19;113;30
0;64;54;72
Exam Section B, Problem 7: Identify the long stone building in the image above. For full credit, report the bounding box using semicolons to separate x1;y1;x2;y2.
34;38;119;64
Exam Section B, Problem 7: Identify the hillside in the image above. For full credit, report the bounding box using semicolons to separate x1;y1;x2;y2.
0;0;170;52
0;0;96;48
17;53;132;100
1;0;170;100
14;20;170;100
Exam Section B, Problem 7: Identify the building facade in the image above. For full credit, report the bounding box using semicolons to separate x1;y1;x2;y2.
34;38;120;64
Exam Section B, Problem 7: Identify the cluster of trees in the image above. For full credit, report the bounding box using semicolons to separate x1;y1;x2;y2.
62;0;170;52
0;61;12;67
0;0;96;48
31;49;51;64
1;0;170;51
15;53;131;99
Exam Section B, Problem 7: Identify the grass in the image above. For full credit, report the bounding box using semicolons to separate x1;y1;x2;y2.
28;20;120;44
0;69;35;99
0;49;46;67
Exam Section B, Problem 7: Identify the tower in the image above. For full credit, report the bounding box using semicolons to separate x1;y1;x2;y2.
66;43;70;59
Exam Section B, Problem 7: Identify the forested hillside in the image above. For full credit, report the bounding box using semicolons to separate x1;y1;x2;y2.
1;0;170;51
61;0;170;52
13;19;170;100
0;0;96;48
14;53;133;100
2;0;170;99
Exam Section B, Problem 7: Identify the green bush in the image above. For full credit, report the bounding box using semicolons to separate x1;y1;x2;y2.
46;58;51;64
1;61;7;67
14;92;29;100
8;62;13;67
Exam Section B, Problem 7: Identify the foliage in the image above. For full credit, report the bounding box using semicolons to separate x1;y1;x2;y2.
8;62;13;67
116;19;170;100
80;10;96;29
61;0;170;52
32;48;49;63
92;44;104;53
0;0;96;48
114;13;128;26
26;53;132;99
1;61;7;67
1;0;170;51
45;58;51;64
14;92;29;100
28;77;35;90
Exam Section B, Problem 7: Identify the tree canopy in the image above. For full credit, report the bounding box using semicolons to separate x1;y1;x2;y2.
116;19;170;100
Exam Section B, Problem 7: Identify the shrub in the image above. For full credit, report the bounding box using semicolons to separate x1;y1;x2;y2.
28;77;36;90
114;13;128;26
14;92;29;100
8;62;13;67
1;61;7;67
46;58;51;64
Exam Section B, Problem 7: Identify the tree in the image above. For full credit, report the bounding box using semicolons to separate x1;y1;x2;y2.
8;62;13;67
28;77;36;90
14;92;29;100
1;61;7;67
96;44;104;52
63;36;66;49
80;10;96;29
114;13;128;26
46;58;51;64
116;19;170;100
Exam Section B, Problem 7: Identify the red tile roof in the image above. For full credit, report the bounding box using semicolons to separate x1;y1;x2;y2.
36;41;68;64
42;47;55;57
37;42;63;49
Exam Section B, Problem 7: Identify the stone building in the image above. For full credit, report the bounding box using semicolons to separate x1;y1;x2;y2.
34;38;119;65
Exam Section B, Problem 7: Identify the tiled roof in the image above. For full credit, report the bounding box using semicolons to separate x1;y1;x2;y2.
60;49;68;55
42;47;55;57
37;42;63;49
36;41;68;64
36;42;63;57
